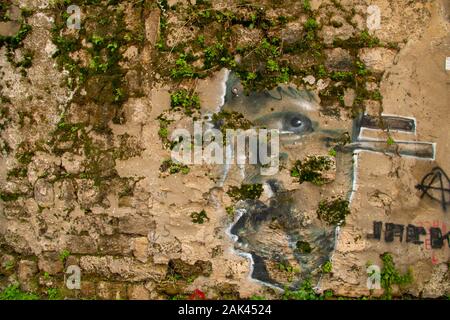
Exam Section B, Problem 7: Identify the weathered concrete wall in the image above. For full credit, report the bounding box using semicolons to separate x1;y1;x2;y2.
0;0;448;299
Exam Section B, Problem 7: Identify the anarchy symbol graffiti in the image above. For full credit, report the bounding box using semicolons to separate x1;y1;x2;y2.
416;167;450;212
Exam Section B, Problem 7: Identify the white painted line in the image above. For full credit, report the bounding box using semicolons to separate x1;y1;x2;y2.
446;57;450;71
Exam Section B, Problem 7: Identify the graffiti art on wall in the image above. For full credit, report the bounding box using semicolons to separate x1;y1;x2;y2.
416;167;450;212
216;72;437;289
368;221;449;249
350;114;435;159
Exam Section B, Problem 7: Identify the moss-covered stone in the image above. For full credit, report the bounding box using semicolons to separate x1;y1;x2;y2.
316;197;350;226
227;184;263;201
290;155;334;185
296;241;312;254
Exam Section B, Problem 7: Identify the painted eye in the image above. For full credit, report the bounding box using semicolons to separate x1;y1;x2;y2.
253;112;313;136
290;117;303;127
283;113;313;134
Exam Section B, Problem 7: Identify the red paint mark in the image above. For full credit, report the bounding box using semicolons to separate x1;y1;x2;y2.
425;238;431;250
189;289;206;300
416;220;449;265
431;252;439;265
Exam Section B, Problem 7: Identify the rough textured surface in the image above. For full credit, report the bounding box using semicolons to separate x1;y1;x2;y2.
0;0;448;300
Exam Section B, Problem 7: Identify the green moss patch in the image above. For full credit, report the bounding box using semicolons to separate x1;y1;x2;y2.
295;240;312;254
227;184;263;201
316;197;350;226
191;209;209;224
170;89;201;116
290;155;334;185
159;159;190;175
380;253;413;299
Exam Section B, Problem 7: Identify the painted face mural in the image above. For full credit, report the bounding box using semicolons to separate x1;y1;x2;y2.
216;72;435;289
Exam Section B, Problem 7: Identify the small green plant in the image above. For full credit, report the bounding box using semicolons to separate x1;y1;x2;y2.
89;55;109;73
0;2;11;22
317;64;328;78
157;115;173;148
278;262;300;282
113;88;125;103
107;42;119;53
0;284;39;300
266;59;279;72
278;262;300;274
330;71;354;82
158;126;169;139
227;184;263;201
186;276;196;285
196;35;205;47
317;197;350;226
355;60;368;76
59;249;70;263
160;159;190;175
225;206;235;219
170;90;201;116
170;53;196;79
304;17;318;31
90;35;104;46
303;0;312;11
290;156;334;185
322;261;333;273
359;30;380;48
296;241;312;254
386;136;395;146
328;148;337;157
380;253;413;299
203;43;235;69
212;110;253;139
5;260;15;271
47;288;62;300
283;280;320;300
191;210;209;224
0;192;23;202
371;90;383;101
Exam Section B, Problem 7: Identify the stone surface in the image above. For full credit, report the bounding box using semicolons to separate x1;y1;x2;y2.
61;153;84;175
38;252;64;275
63;235;98;255
97;281;128;300
343;88;356;107
127;284;150;300
145;10;160;47
34;179;54;208
359;48;397;73
0;0;448;300
18;260;38;291
324;48;354;72
132;237;149;263
118;216;156;236
0;21;21;37
320;23;355;45
80;281;97;298
303;75;316;85
0;254;16;275
80;256;166;282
